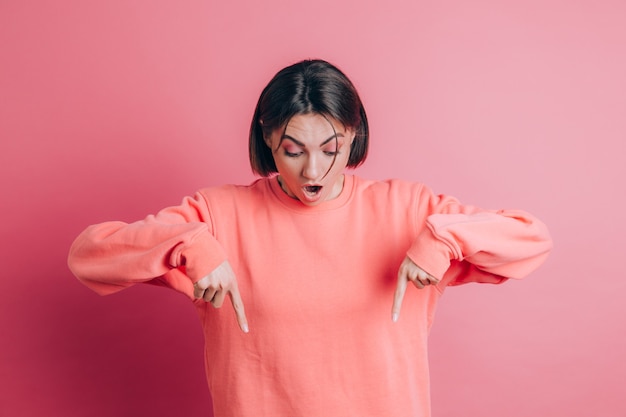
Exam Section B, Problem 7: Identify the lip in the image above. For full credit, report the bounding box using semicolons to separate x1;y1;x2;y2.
300;184;324;203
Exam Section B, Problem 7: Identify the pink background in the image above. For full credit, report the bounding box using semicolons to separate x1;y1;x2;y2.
1;0;624;416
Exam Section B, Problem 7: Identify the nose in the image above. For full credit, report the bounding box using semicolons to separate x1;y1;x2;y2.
302;154;322;180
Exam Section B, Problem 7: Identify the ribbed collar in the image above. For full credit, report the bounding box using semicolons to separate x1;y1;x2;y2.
267;174;355;213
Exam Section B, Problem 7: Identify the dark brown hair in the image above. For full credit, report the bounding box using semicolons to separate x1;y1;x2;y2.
249;59;369;176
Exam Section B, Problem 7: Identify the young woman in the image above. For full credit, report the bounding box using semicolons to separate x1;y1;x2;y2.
68;59;552;417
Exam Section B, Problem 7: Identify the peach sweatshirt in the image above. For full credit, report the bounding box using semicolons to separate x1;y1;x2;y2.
68;175;552;417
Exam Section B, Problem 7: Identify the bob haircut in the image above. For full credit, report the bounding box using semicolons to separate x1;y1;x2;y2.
249;59;369;176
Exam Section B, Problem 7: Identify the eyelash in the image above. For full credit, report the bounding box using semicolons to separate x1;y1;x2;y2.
284;150;338;157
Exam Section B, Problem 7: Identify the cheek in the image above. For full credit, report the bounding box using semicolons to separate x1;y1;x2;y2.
273;157;298;177
331;152;351;171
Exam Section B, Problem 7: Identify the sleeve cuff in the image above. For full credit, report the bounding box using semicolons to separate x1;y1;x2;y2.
406;228;454;280
169;230;227;282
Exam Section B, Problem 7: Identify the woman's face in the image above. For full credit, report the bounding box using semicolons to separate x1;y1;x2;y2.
265;113;355;206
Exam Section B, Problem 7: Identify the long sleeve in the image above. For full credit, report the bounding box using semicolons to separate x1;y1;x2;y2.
406;186;552;286
67;192;227;298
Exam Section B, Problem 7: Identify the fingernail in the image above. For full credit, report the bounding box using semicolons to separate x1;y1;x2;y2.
242;324;249;333
392;313;399;323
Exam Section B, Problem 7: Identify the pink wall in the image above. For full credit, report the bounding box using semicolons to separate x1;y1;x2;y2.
1;0;624;416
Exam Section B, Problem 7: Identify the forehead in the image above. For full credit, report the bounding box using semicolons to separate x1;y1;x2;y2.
282;113;345;138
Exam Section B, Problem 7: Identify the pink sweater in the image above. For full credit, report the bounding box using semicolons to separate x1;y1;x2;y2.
68;175;552;417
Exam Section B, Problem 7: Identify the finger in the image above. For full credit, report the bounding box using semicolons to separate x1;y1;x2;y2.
421;277;435;286
228;284;249;333
193;275;210;299
193;281;205;299
203;287;218;303
405;266;423;289
416;267;439;287
392;271;408;322
211;289;226;308
420;272;439;286
411;277;425;289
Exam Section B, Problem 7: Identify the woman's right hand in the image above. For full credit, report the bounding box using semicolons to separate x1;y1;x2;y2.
193;260;249;333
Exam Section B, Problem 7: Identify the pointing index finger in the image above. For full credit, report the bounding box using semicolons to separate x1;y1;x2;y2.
392;271;408;322
228;283;249;333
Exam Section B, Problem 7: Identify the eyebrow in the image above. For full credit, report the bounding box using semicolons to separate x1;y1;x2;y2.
281;133;344;148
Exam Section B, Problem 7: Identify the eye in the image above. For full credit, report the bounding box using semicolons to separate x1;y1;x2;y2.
281;143;303;157
322;145;338;156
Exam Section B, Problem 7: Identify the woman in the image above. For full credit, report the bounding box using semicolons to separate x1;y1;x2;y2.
68;59;552;417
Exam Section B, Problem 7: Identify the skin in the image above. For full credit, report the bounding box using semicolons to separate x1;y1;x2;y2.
193;113;439;333
266;113;355;206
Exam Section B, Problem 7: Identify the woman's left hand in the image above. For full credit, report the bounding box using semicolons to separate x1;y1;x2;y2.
392;256;439;322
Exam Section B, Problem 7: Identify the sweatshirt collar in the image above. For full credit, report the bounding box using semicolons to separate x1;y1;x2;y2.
268;174;354;212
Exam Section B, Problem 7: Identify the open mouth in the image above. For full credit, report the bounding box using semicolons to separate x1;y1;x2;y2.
304;185;322;194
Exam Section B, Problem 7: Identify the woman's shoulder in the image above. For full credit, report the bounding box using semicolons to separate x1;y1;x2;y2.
351;175;428;198
195;178;273;204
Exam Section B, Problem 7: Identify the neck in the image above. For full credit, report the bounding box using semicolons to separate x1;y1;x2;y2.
276;176;297;199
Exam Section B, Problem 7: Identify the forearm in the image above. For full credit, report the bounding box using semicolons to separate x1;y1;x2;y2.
67;192;227;295
407;208;552;281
